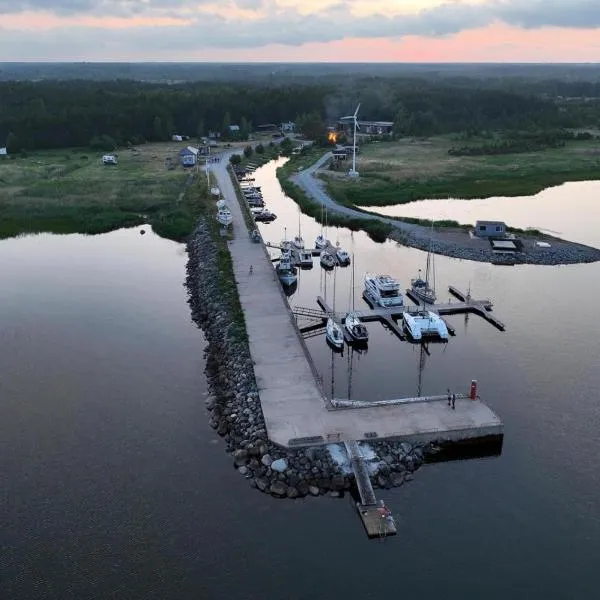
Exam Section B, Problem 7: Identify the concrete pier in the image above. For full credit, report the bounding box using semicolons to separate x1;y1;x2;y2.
213;161;503;451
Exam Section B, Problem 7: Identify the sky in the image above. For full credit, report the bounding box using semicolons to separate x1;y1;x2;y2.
0;0;599;62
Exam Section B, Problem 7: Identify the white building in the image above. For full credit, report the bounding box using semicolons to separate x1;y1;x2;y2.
102;154;117;165
0;147;7;156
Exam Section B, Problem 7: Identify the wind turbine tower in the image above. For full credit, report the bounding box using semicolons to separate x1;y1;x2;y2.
348;102;360;177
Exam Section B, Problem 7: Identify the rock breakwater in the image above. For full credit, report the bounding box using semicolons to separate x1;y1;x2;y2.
186;217;428;498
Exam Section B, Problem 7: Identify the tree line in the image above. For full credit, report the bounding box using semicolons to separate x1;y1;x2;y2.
1;78;599;153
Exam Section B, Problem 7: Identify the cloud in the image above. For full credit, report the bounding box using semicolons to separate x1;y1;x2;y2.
0;0;599;59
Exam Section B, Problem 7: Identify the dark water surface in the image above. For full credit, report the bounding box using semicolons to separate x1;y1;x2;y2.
1;163;599;598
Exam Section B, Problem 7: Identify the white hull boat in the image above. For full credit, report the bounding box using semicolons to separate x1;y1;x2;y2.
216;208;233;227
364;274;404;307
292;235;305;250
344;311;368;343
294;248;313;268
326;317;344;349
276;252;297;286
320;251;336;270
410;277;436;304
336;248;350;265
403;310;448;341
315;233;329;250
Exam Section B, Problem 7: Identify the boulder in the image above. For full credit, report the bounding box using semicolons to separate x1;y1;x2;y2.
269;481;288;497
261;454;273;467
308;485;320;496
255;477;268;492
286;486;300;499
271;458;288;473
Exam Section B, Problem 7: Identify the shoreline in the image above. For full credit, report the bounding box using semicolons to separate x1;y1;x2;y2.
287;152;600;266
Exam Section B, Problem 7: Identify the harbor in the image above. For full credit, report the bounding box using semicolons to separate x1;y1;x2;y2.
210;156;505;538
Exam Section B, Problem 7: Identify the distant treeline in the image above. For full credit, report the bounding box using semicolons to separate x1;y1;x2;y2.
1;78;599;152
448;130;597;156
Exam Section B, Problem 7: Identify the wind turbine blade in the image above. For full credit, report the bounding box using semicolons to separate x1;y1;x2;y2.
354;103;361;117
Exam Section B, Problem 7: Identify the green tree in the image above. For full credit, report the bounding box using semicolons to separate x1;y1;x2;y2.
255;143;265;154
196;118;205;141
243;145;253;158
5;132;19;154
240;116;249;140
230;154;242;165
222;112;232;139
153;115;164;141
296;111;325;140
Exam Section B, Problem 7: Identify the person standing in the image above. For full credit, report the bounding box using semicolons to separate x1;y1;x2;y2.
451;393;456;410
447;389;451;407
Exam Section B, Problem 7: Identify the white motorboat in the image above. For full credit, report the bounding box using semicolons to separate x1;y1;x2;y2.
320;251;336;270
216;199;227;209
402;310;448;341
292;235;305;250
294;248;313;268
315;233;329;250
364;274;404;307
216;208;233;227
336;248;350;265
276;252;297;286
344;311;369;343
210;186;221;198
326;317;344;349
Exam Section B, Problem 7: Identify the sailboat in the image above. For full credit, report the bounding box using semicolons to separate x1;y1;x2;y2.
315;203;330;250
325;267;344;350
411;223;437;304
292;210;304;250
344;255;368;344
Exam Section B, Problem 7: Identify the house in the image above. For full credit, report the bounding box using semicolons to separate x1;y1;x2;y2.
336;120;394;136
281;121;296;133
179;146;199;167
256;124;277;133
474;220;506;237
172;134;183;142
228;125;241;137
102;154;117;165
208;131;221;140
332;148;348;161
0;147;7;156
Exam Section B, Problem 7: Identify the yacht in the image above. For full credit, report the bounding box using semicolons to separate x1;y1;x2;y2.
344;312;369;343
402;310;449;341
315;233;329;250
326;317;344;350
336;248;351;265
293;248;313;269
276;252;297;287
364;274;404;307
216;208;233;227
320;251;336;270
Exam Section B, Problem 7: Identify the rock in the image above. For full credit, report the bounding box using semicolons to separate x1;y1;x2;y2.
269;481;288;497
390;472;405;487
238;466;249;476
329;491;342;498
308;485;320;496
286;486;300;499
233;449;248;467
271;458;288;473
261;454;273;467
297;481;309;497
255;477;268;492
330;474;347;491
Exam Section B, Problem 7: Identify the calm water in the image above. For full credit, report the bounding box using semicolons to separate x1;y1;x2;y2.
362;180;600;247
1;166;599;599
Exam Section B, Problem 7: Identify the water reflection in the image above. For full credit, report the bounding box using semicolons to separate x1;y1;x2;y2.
362;180;600;248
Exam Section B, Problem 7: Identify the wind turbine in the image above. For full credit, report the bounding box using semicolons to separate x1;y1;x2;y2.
341;103;360;178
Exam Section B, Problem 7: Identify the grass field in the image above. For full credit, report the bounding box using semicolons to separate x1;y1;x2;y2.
0;141;212;241
323;135;600;206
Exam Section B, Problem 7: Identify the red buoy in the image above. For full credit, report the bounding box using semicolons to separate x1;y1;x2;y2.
470;379;478;400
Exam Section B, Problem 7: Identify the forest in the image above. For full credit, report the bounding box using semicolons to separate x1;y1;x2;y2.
1;75;599;153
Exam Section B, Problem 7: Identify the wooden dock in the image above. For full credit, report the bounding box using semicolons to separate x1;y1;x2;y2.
294;286;506;341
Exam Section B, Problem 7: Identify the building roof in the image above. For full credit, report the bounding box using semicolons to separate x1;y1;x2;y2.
229;125;240;132
180;146;199;156
476;220;506;227
491;240;517;251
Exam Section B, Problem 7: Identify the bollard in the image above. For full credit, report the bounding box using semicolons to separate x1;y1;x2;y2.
470;379;478;400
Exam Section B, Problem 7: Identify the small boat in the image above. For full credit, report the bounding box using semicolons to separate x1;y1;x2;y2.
403;310;448;341
253;209;277;222
336;247;350;265
210;186;221;198
411;273;436;304
320;251;336;270
276;251;297;286
292;235;305;250
344;311;369;343
315;233;329;250
246;197;264;208
294;248;313;269
326;317;344;350
364;274;403;307
216;208;233;227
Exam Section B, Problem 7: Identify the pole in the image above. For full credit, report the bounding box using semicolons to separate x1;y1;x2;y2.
352;118;357;174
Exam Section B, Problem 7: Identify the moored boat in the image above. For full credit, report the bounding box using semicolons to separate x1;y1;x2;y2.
344;311;369;343
364;274;404;307
326;317;344;350
315;233;329;250
336;248;350;265
320;251;336;270
294;248;313;268
253;209;277;222
402;310;448;341
216;208;233;227
276;251;297;286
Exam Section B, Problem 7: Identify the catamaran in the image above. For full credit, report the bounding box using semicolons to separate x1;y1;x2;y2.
364;274;404;307
402;310;448;341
